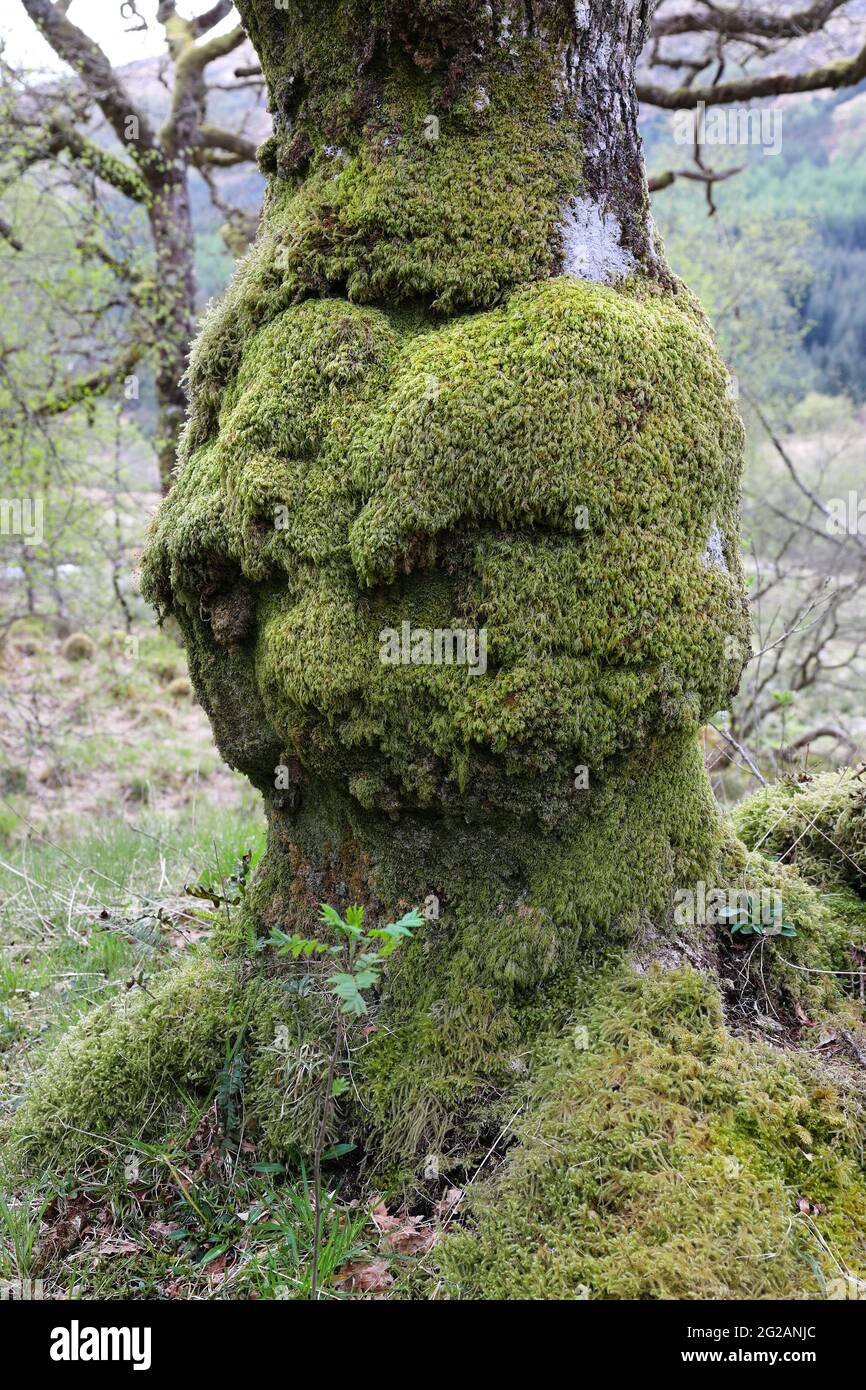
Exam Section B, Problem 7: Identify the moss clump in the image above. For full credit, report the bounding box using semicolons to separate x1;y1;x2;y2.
713;828;865;1018
9;955;240;1162
178;26;584;461
432;964;866;1300
62;632;95;662
317;735;725;1171
143;278;748;819
166;676;193;701
733;772;866;898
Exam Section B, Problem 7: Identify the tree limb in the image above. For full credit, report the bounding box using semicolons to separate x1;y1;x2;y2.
192;1;235;38
0;215;24;250
192;124;258;163
17;0;156;153
639;32;866;107
652;0;851;42
34;342;146;417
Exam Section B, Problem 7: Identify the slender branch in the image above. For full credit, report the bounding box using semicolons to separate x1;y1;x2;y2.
34;342;145;417
30;119;148;201
639;32;866;107
0;216;24;250
648;163;744;192
745;389;866;558
192;1;235;37
652;0;851;42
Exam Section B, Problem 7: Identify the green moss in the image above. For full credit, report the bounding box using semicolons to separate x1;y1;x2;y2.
346;734;725;1171
431;964;866;1300
27;2;845;1302
143;278;748;818
733;772;866;897
9;955;240;1163
716;831;866;1018
259;60;583;316
177;27;583;463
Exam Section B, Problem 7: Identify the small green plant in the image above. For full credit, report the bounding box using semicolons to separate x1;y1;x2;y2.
269;903;424;1017
720;894;797;938
184;848;254;914
268;901;424;1298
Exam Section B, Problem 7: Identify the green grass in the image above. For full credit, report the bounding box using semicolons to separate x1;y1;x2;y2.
0;617;398;1300
0;803;265;1062
0;798;394;1299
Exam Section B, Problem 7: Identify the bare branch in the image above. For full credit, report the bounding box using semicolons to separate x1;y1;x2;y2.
652;1;851;42
192;1;235;38
0;215;24;250
192;124;257;163
639;31;866;107
648;163;744;193
17;0;156;153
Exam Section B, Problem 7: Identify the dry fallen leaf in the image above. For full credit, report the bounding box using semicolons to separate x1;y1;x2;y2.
91;1236;140;1257
148;1220;183;1238
436;1186;463;1220
334;1258;394;1294
370;1201;401;1234
381;1215;436;1256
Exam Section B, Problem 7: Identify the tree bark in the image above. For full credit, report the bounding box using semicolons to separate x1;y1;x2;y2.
147;173;197;490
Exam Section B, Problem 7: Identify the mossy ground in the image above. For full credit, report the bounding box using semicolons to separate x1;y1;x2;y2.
6;754;866;1301
430;963;866;1300
6;853;866;1301
733;771;866;897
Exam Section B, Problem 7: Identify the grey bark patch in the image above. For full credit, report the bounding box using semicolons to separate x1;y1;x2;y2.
702;522;728;572
559;194;637;284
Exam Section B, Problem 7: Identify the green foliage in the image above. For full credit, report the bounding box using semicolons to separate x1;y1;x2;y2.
270;903;424;1018
718;893;797;938
647;91;866;402
8;955;241;1162
717;832;864;1018
0;1186;54;1280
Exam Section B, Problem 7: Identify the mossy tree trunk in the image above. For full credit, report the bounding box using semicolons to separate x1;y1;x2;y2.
137;0;751;1162
17;1;866;1301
